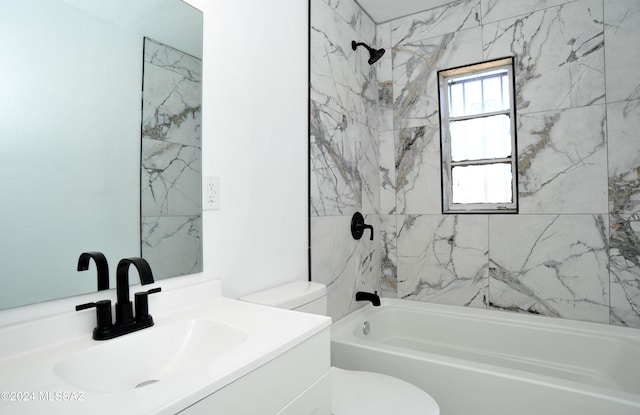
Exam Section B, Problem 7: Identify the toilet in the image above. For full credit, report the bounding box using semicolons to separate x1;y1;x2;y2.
240;281;439;415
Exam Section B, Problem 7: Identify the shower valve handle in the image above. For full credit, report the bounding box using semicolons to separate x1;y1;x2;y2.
351;212;374;240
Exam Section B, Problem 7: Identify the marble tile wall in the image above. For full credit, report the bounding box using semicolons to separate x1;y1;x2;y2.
373;0;640;328
140;38;203;279
310;0;380;320
311;0;640;327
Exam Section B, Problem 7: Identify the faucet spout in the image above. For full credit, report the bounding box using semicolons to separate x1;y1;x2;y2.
77;252;109;291
115;257;155;326
355;291;381;306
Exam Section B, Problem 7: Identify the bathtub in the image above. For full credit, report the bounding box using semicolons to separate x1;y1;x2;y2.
331;299;640;415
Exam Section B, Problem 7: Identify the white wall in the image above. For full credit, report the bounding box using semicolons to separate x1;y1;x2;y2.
187;0;309;298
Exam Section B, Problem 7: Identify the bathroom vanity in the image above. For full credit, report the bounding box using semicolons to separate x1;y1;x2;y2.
0;277;331;414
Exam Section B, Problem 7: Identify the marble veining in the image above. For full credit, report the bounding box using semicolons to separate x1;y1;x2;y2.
142;38;201;148
379;130;396;214
141;138;201;216
397;214;488;308
141;216;202;280
481;0;569;24
311;0;375;127
517;105;608;214
310;100;361;216
608;99;640;214
393;27;482;127
610;214;640;326
390;0;480;47
379;215;398;298
141;38;202;277
359;122;380;215
604;0;640;103
489;215;609;323
322;0;375;42
311;216;364;320
395;126;442;214
482;0;604;114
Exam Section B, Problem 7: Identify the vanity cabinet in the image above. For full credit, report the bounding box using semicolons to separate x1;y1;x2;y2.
178;329;331;415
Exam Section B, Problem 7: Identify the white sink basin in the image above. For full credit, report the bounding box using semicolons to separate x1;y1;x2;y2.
53;319;246;393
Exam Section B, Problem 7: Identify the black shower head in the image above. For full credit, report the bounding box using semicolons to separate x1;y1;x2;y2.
351;41;386;65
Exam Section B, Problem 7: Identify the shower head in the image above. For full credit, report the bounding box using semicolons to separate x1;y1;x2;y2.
351;41;386;65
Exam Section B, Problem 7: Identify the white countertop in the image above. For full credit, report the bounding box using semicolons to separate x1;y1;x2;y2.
0;278;330;414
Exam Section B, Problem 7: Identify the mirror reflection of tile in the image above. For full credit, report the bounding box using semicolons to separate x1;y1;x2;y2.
140;37;203;279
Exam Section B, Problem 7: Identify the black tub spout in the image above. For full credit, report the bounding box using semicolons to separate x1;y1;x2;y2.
356;291;381;306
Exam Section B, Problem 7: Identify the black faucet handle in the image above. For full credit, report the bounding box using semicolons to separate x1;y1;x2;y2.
76;299;113;333
134;287;162;323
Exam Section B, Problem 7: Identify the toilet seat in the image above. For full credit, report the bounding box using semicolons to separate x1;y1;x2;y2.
331;367;439;415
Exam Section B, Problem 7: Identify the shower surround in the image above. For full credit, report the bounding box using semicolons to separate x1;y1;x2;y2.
310;0;640;328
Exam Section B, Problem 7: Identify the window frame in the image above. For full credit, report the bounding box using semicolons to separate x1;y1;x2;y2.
438;57;518;214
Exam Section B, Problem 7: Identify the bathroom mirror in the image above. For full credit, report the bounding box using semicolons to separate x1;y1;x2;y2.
0;0;203;311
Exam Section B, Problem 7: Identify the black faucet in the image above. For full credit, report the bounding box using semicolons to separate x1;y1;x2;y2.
76;257;161;340
77;252;110;291
355;291;381;306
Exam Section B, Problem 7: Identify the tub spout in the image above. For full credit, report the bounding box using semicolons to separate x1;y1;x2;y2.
356;291;380;306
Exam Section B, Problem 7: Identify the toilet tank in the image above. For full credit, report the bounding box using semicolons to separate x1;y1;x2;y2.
239;281;327;315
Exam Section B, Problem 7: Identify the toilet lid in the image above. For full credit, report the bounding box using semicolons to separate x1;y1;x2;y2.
331;367;439;415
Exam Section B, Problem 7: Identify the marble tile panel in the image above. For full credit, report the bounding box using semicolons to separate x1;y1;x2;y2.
375;22;391;50
141;215;202;279
377;23;393;134
481;0;571;24
311;0;370;126
604;0;640;102
483;0;605;114
391;0;481;47
517;105;608;214
142;38;202;148
610;214;640;328
141;138;201;216
379;130;396;214
357;214;382;294
395;125;442;215
608;99;640;214
376;23;393;82
380;215;398;298
359;122;380;215
377;80;394;132
393;27;483;127
321;0;375;41
489;215;609;323
362;64;380;130
310;100;361;216
397;214;489;308
311;215;360;321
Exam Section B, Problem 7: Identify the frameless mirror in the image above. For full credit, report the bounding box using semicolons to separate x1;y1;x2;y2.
0;0;203;311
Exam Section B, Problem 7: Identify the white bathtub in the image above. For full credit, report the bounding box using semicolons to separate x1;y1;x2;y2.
331;299;640;415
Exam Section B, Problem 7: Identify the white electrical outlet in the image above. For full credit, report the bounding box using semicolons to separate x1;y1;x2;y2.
203;176;220;210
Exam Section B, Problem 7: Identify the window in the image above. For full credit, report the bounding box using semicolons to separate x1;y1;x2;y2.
438;57;517;214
